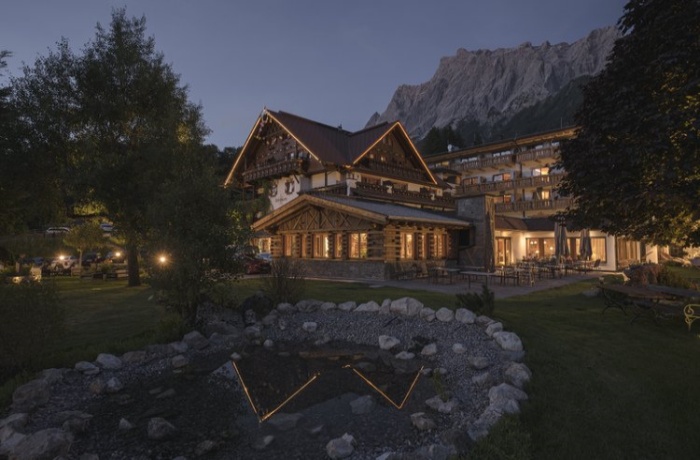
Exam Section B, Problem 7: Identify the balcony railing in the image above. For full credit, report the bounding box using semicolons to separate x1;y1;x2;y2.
494;197;573;213
454;173;565;196
451;146;560;172
242;158;308;182
353;182;455;209
359;158;428;182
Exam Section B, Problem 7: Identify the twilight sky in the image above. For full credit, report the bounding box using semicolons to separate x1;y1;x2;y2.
1;0;628;148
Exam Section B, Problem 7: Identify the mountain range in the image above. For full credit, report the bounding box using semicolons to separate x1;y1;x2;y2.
366;26;621;146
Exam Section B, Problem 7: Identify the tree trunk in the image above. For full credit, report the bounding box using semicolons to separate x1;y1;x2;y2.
127;243;141;287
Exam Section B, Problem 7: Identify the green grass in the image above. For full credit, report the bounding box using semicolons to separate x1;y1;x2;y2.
3;275;700;459
485;279;700;460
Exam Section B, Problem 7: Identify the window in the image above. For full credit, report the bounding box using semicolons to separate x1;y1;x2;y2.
496;237;511;266
462;176;480;186
334;234;343;258
493;173;512;182
313;234;330;258
434;233;446;259
532;167;550;176
525;238;555;259
400;232;414;259
283;234;295;257
349;233;368;259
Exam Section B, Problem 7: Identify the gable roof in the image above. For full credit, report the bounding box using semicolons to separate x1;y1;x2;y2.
252;194;470;231
225;109;437;186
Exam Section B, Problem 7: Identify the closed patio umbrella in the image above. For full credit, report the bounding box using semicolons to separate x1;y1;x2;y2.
579;228;593;261
554;221;570;263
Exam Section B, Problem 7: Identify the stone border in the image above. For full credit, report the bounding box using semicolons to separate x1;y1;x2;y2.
1;297;531;459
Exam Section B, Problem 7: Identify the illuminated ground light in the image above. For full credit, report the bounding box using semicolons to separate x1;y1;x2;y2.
231;351;424;422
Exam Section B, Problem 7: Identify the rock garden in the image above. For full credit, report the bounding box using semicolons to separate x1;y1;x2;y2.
0;295;530;459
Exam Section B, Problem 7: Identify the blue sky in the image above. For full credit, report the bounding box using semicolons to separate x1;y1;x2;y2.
1;1;627;148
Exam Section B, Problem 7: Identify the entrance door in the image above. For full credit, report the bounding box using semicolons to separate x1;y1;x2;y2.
496;237;512;266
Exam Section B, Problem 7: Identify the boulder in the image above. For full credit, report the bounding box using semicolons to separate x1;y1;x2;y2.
337;301;357;312
410;412;436;431
296;299;323;313
492;331;524;352
455;308;476;324
10;428;73;460
485;322;503;337
169;341;189;354
320;302;337;311
505;362;532;389
471;372;492;387
425;395;458;414
276;302;297;314
488;383;528;411
419;307;436;322
195;439;217;456
302;322;318;332
435;308;454;322
468;356;490;370
147;417;176;440
355;301;380;313
105;377;124;393
40;368;65;385
476;315;494;326
121;350;147;364
12;379;50;412
74;361;100;375
171;355;189;369
267;413;303;431
452;343;466;354
421;343;438;357
379;298;392;315
118;418;134;430
183;330;209;350
350;395;375;415
95;353;122;369
253;435;275;450
378;335;400;350
326;433;355;459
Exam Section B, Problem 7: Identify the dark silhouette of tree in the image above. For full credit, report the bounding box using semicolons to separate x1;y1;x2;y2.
558;0;700;246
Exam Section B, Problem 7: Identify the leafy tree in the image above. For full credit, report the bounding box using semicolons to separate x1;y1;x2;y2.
145;149;243;325
558;0;700;246
63;222;105;268
11;9;210;285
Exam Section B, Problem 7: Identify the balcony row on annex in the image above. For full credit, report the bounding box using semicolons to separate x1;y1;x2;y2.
223;109;656;280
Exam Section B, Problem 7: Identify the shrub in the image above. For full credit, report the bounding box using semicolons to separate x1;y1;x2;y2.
455;284;495;316
626;263;662;286
262;257;306;305
0;281;65;381
657;265;693;289
207;281;240;310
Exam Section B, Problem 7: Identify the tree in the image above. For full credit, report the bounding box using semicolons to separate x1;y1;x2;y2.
558;0;700;247
11;9;209;285
63;222;105;268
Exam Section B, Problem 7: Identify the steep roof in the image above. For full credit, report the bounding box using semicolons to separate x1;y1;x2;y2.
225;109;437;186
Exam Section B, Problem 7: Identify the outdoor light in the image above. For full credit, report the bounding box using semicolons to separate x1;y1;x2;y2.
115;251;122;258
158;254;168;264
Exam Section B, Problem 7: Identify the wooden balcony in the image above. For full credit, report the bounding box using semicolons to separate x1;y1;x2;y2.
242;158;308;182
358;158;427;182
454;173;565;196
353;182;455;209
494;197;573;213
451;146;559;172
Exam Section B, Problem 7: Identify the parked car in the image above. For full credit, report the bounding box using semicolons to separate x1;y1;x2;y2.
106;250;126;263
45;227;70;235
82;252;104;268
49;255;78;273
100;223;114;233
244;254;272;275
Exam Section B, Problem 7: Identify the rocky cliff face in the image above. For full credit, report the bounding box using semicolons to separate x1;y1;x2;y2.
367;26;621;139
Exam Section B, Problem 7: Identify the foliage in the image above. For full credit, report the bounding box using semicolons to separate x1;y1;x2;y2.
207;281;241;310
558;0;700;246
261;257;307;305
9;9;212;287
0;282;64;381
455;283;495;316
657;264;693;289
419;125;465;156
144;149;240;325
62;221;105;266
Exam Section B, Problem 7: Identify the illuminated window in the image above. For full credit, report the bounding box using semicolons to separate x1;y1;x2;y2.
284;234;295;257
400;233;414;259
434;234;446;259
349;233;368;259
313;234;330;258
493;173;512;182
525;238;556;259
334;233;343;258
532;167;550;176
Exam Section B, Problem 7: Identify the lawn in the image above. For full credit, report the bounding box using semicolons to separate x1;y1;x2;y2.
3;275;700;459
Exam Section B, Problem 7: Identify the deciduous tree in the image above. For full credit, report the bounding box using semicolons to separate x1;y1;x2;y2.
558;0;700;246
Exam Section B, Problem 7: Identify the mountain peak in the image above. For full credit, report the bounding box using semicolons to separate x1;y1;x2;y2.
367;26;621;139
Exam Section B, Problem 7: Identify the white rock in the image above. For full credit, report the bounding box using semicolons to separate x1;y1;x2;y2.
355;301;380;312
476;315;494;325
421;343;438;356
171;355;189;369
105;377;124;393
337;301;357;312
394;351;415;360
96;353;123;369
455;308;477;324
302;321;318;332
326;435;354;459
10;428;72;459
118;418;134;430
350;395;375;415
419;307;436;322
195;439;217;456
378;335;400;350
410;412;436;431
505;362;532;388
254;434;275;450
425;395;458;414
147;417;176;440
452;343;467;354
471;372;492;387
379;298;392;315
492;331;524;351
485;322;503;337
276;302;296;314
183;330;209;349
169;341;189;353
320;302;337;311
230;352;242;361
488;383;529;408
267;412;303;431
75;361;99;374
468;356;490;370
263;339;275;349
435;307;454;322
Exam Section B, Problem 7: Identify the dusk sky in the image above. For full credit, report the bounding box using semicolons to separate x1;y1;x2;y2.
1;0;628;148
